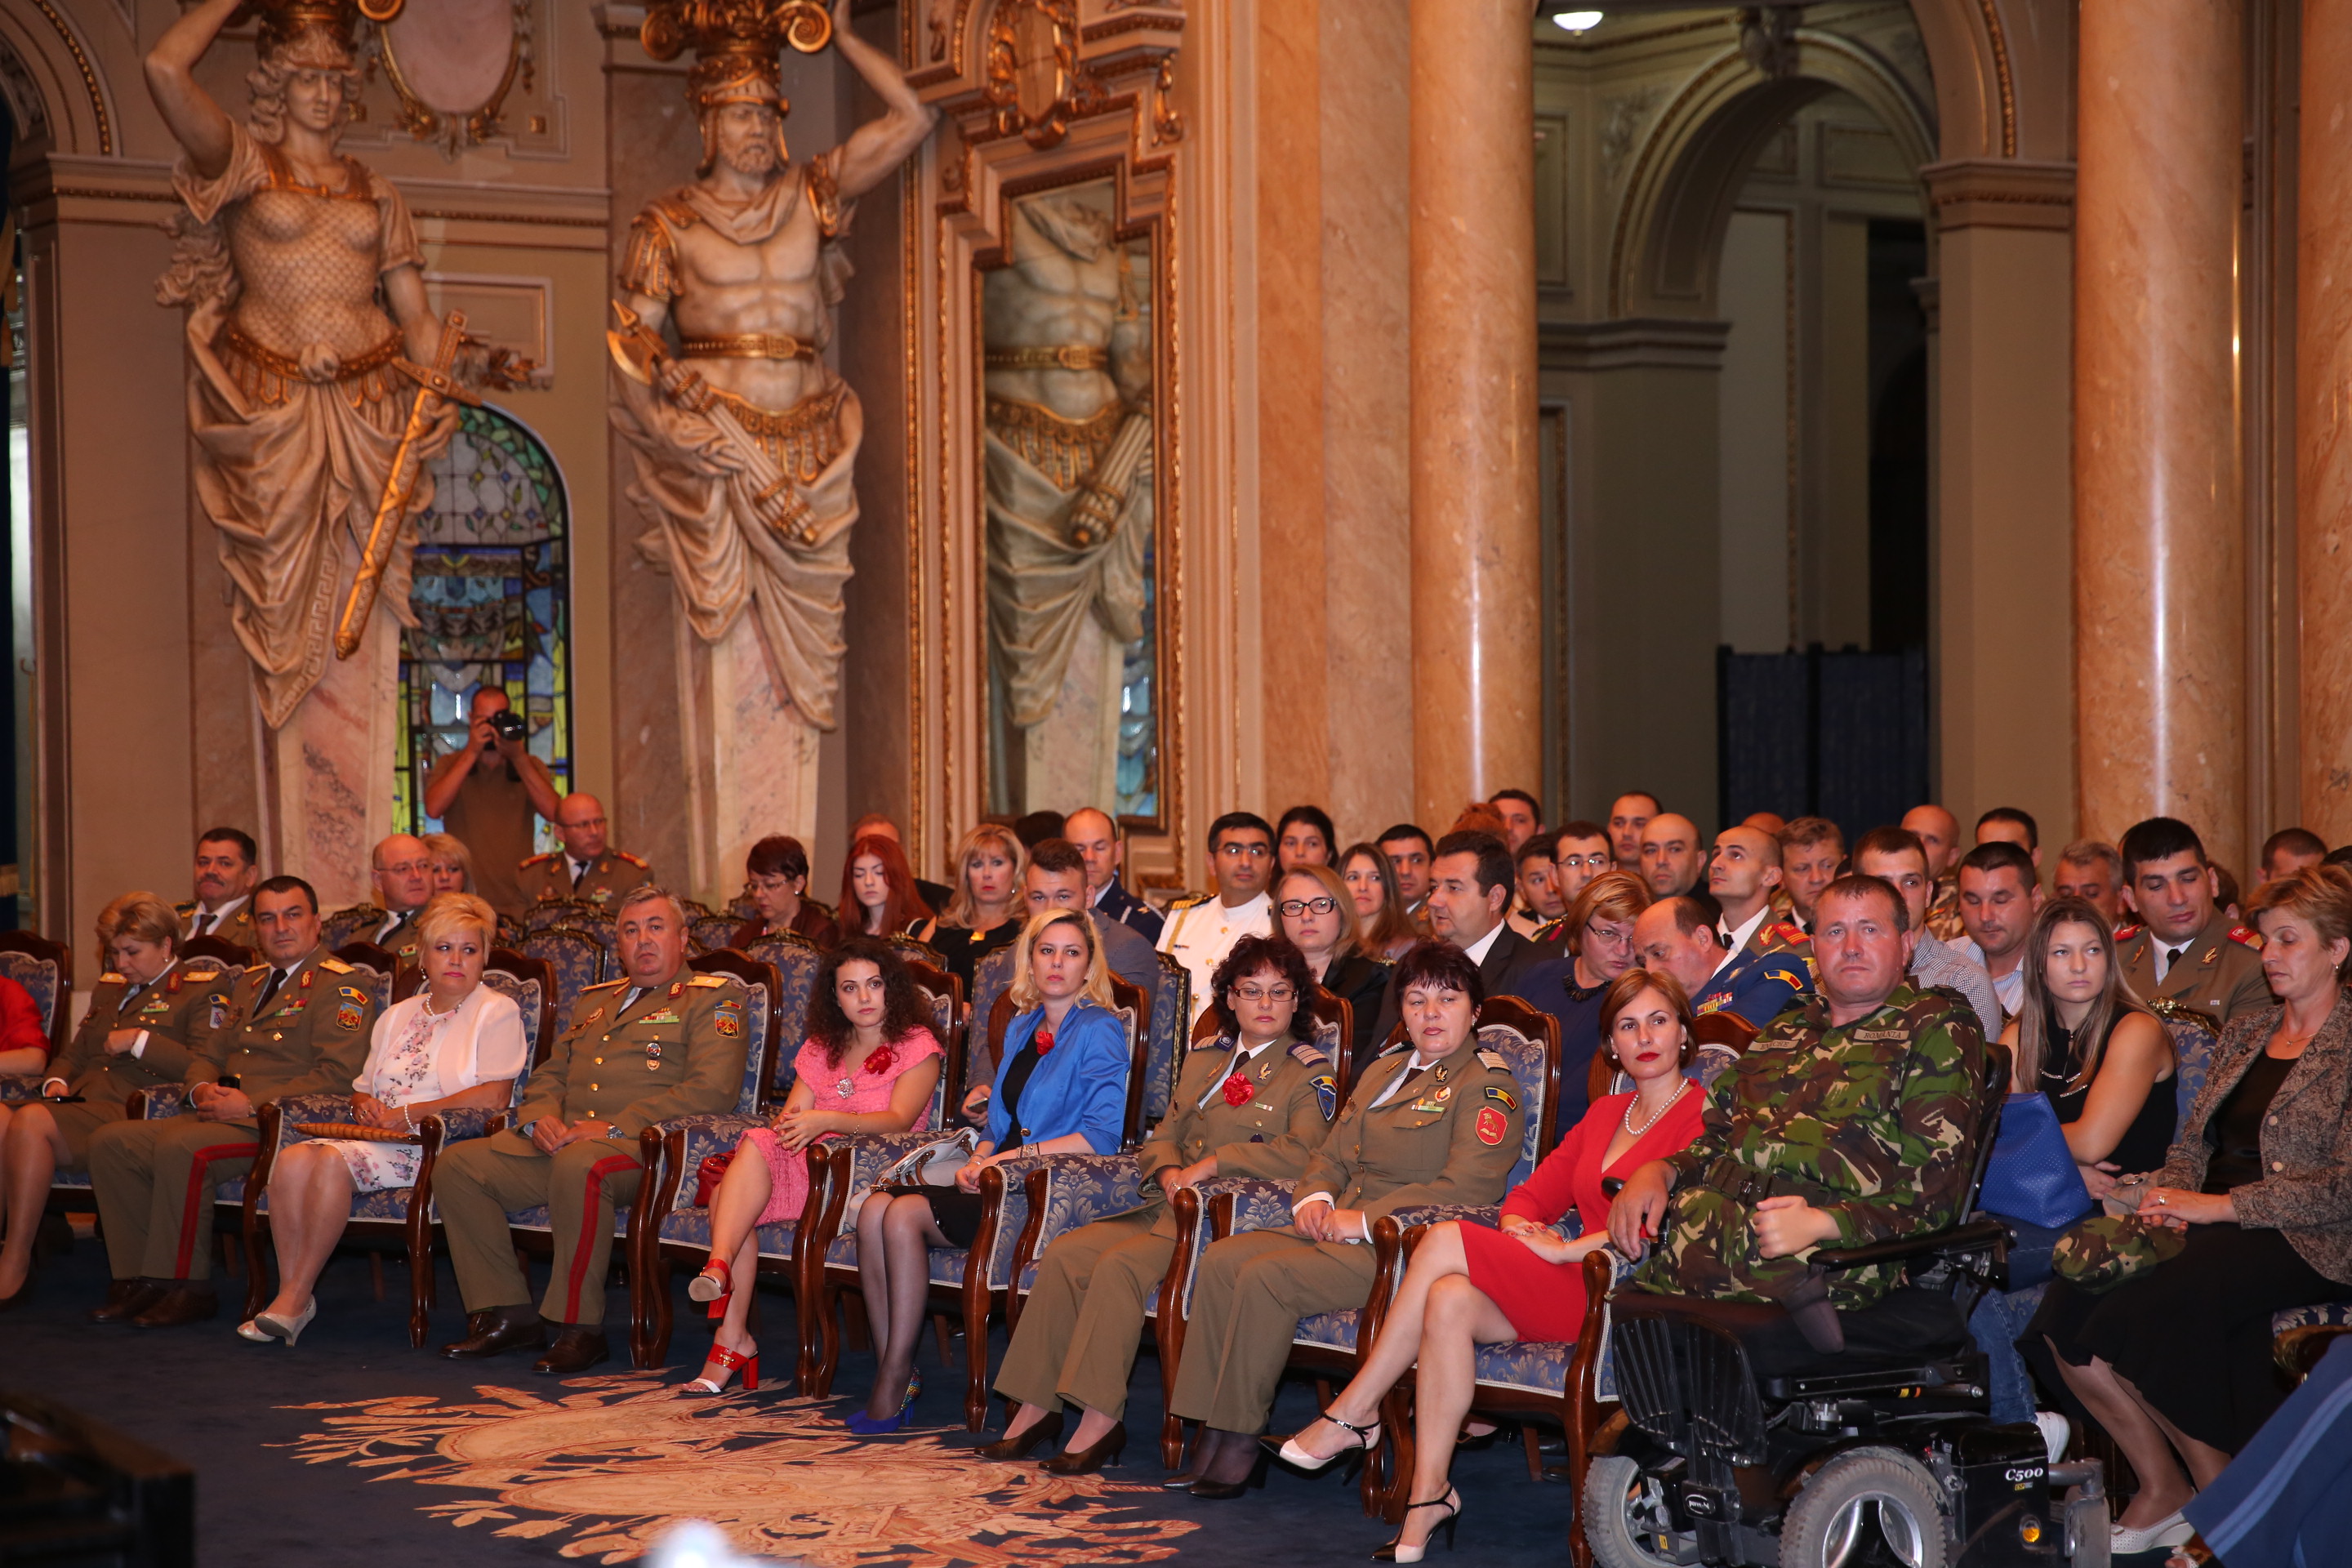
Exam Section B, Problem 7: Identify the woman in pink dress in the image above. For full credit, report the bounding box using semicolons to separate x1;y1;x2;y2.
1274;968;1708;1561
683;938;944;1394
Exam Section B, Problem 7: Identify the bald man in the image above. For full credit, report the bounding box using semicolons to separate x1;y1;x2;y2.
1696;826;1815;1027
1904;804;1967;941
1067;805;1162;942
327;834;433;962
516;795;653;908
1638;813;1704;898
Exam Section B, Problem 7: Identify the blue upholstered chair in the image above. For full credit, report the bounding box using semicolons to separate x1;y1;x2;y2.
741;932;822;1097
956;945;1019;1116
494;953;775;1368
519;926;604;1040
318;905;381;953
631;967;960;1380
688;915;739;956
0;931;71;1104
523;898;605;934
1139;951;1191;1128
237;954;555;1345
800;976;1144;1428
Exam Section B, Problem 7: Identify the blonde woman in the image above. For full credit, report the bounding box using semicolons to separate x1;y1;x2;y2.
915;823;1027;991
1276;863;1389;1058
849;908;1131;1432
239;893;525;1346
421;833;474;895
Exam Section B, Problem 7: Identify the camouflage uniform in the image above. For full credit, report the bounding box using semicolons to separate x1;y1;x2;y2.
1629;982;1984;1312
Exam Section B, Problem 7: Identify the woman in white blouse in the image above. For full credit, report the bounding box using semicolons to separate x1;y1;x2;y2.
239;893;527;1346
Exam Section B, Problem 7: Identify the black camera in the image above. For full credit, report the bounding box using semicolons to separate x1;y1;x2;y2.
486;709;527;743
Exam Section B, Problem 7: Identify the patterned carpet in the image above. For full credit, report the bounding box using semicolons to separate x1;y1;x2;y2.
3;1229;1584;1566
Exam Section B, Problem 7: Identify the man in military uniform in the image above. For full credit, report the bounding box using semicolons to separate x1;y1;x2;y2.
515;793;654;908
1068;805;1163;944
1610;874;1984;1361
322;835;434;962
2114;816;2270;1026
86;877;376;1328
435;886;746;1373
1158;812;1276;1026
1169;948;1525;1493
1700;824;1816;1027
177;826;260;949
987;933;1338;1465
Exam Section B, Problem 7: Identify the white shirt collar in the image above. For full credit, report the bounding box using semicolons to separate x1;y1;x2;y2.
1461;921;1505;967
1720;905;1770;958
1216;890;1272;923
197;893;249;919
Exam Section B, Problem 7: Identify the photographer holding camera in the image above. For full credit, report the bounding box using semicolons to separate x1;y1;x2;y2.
422;688;561;920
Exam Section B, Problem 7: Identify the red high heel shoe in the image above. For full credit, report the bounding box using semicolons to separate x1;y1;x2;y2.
688;1258;733;1320
683;1341;758;1395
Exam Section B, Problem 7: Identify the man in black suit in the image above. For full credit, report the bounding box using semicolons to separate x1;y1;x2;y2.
1370;830;1568;1047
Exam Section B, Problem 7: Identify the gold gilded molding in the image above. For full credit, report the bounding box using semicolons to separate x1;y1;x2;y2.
372;0;532;154
26;0;110;155
1151;56;1182;145
1975;0;2016;159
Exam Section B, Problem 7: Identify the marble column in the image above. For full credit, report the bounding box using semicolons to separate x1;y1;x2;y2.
2073;0;2244;862
2301;0;2352;843
1407;0;1540;825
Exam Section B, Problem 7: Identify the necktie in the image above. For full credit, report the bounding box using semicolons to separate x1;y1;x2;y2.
257;968;286;1010
194;911;215;937
2165;946;2187;978
572;859;587;892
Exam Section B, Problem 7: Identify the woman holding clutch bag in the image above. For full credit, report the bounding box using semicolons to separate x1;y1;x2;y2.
850;907;1131;1432
239;893;524;1346
681;938;943;1395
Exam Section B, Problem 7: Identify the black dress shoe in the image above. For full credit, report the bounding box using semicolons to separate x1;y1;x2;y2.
534;1325;611;1375
88;1279;165;1324
0;1276;29;1312
1189;1428;1269;1499
976;1410;1063;1460
441;1307;548;1361
1161;1426;1223;1490
1042;1421;1126;1476
131;1284;220;1329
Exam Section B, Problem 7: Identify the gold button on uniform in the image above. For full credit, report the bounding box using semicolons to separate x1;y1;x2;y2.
590;1083;599;1092
594;1058;604;1065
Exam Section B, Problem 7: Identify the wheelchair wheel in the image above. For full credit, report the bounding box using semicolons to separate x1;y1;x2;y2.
1583;1454;1699;1568
1778;1450;1949;1568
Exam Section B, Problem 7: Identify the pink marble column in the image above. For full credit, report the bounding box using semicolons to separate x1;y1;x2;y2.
2073;0;2244;862
1407;0;1540;825
2301;0;2352;842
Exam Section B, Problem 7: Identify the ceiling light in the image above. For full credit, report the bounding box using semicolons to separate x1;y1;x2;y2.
1552;10;1603;31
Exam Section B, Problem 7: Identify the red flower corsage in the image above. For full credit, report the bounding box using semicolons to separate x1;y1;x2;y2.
864;1045;897;1076
1035;1027;1055;1056
1221;1071;1254;1107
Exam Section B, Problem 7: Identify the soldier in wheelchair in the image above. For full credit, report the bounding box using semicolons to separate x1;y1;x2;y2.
1588;874;2109;1568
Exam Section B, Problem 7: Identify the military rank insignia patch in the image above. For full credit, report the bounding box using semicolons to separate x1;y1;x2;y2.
1475;1106;1508;1146
1475;1049;1509;1072
335;1000;364;1031
1312;1073;1338;1120
715;1000;743;1038
338;986;368;1005
644;1009;683;1025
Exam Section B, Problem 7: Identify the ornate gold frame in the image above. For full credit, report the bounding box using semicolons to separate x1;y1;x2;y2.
904;0;1185;856
367;0;533;154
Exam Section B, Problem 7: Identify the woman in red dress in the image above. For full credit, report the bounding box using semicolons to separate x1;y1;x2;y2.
1272;968;1708;1561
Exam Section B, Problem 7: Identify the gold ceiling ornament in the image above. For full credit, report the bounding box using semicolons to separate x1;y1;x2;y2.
640;0;834;111
247;0;404;65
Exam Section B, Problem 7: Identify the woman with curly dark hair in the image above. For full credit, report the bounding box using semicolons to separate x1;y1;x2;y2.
679;938;944;1394
981;933;1338;1472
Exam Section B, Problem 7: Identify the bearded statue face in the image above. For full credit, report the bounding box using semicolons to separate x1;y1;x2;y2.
701;100;787;179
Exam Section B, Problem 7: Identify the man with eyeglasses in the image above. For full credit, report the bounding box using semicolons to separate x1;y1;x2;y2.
1022;839;1160;1012
516;793;654;908
322;835;436;962
1158;812;1276;1024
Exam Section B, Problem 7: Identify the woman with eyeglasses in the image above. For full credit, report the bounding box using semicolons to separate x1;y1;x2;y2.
982;934;1338;1472
1274;864;1390;1062
1549;871;1651;1113
1275;806;1337;874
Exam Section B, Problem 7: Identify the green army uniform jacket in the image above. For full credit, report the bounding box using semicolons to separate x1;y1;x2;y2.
46;958;238;1102
1126;1031;1339;1233
176;899;256;951
1632;982;1984;1311
497;972;747;1145
1291;1040;1526;1223
515;850;654;909
189;949;380;1106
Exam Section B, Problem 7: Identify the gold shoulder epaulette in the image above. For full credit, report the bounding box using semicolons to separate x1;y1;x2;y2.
520;851;556;868
585;978;628;991
1288;1039;1330;1069
319;956;354;973
2229;924;2262;947
98;971;125;985
687;973;728;987
172;900;195;915
1474;1047;1511;1073
243;963;270;975
616;850;649;868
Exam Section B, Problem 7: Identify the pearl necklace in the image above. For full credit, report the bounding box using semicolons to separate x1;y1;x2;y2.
1622;1077;1688;1137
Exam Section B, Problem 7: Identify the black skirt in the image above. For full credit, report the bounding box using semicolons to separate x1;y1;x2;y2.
2023;1223;2345;1451
881;1183;989;1250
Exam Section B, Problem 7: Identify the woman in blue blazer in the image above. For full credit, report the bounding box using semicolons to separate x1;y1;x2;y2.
851;907;1133;1431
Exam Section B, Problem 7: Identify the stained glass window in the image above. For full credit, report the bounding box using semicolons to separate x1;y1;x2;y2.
394;404;572;844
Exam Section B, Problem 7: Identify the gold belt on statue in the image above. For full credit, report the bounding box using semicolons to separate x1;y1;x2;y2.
704;381;847;484
680;332;820;362
216;324;406;408
984;394;1126;492
984;343;1111;372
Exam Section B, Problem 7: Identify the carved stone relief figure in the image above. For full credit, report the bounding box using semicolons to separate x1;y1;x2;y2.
148;0;528;905
610;0;935;897
982;180;1155;817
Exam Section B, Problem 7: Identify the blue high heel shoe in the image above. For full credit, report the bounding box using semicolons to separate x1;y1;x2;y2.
845;1368;921;1435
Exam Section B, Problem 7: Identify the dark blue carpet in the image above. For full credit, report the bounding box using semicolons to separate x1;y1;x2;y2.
3;1227;1582;1565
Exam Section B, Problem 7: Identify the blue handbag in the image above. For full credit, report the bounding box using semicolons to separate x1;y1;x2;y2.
1979;1091;2095;1230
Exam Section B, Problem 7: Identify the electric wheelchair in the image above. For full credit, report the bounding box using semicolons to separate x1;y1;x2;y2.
1581;1041;2113;1568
